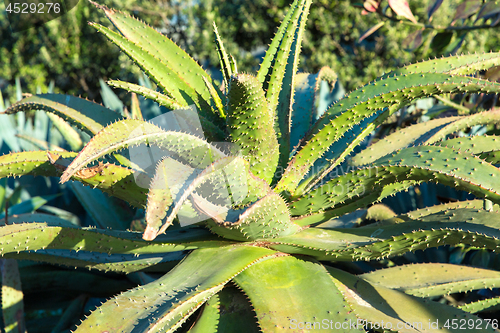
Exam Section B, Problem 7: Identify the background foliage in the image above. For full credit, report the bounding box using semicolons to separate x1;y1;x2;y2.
2;0;500;102
1;0;500;331
0;0;178;100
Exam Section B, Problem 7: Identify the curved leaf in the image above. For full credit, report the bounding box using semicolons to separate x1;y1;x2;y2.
59;119;226;183
91;1;222;120
234;255;360;332
276;73;500;194
0;222;230;257
292;146;500;216
226;74;278;183
3;94;123;135
0;150;147;207
74;245;278;333
328;267;494;333
270;208;500;261
359;263;500;297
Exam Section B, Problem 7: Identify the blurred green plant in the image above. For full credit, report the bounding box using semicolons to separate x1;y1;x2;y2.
357;0;500;55
1;0;500;331
0;0;177;103
181;0;500;91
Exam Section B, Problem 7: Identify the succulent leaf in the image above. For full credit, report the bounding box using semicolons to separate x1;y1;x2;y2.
352;111;500;166
213;22;233;94
328;266;494;333
90;1;222;120
233;255;359;333
405;199;499;219
382;51;500;78
270;0;312;172
74;245;278;333
437;135;500;155
107;79;184;111
206;191;300;241
59;119;226;183
291;145;500;217
276;73;500;194
130;92;144;121
3;94;123;135
0;222;230;257
0;150;147;207
144;157;176;241
4;0;500;328
10;249;183;273
257;0;300;87
90;23;197;107
459;297;500;314
359;263;500;297
270;208;500;261
226;74;279;183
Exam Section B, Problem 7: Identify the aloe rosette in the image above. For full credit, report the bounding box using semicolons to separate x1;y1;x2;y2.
2;0;500;332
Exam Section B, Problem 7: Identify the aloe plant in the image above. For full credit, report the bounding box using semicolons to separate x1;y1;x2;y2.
2;0;500;331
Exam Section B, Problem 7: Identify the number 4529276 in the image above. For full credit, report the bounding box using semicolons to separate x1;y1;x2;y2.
443;318;498;330
5;2;61;14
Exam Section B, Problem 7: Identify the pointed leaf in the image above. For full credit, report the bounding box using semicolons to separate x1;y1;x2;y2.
351;110;500;167
388;0;418;23
328;267;494;333
143;157;175;240
358;21;385;43
226;74;279;183
276;73;500;194
256;0;300;86
213;22;233;94
475;1;500;23
0;150;147;207
59;119;226;183
427;0;444;21
90;23;197;108
3;94;123;135
109;80;226;141
9;249;183;273
359;263;500;297
271;0;312;172
270;208;500;261
382;52;500;77
107;80;184;111
130;92;144;121
460;297;500;313
0;222;230;257
234;255;360;333
90;1;221;119
293;145;500;217
453;0;482;22
74;246;277;333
